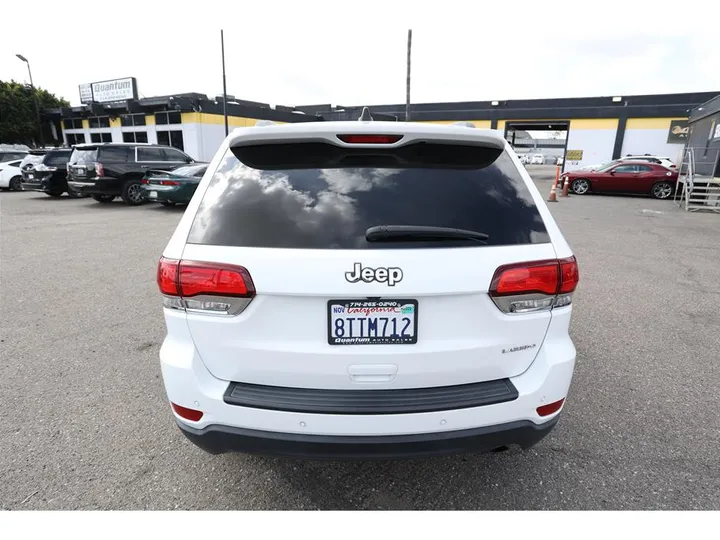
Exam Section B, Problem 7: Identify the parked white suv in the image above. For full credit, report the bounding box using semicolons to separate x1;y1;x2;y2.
157;117;579;459
530;154;545;165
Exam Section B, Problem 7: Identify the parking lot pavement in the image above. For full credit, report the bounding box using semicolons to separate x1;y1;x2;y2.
1;189;719;511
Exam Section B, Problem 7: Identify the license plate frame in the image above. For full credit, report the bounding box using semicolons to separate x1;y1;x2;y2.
327;299;419;346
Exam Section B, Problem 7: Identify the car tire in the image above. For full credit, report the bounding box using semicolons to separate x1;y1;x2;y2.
121;179;145;206
651;181;673;200
571;178;590;195
9;176;22;191
161;201;176;207
92;195;115;203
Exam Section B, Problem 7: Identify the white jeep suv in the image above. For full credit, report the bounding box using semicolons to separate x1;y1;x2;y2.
157;116;579;459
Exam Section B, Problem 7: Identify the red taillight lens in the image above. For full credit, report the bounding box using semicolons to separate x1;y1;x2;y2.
96;162;104;177
157;257;179;295
337;134;404;144
159;180;180;186
490;260;559;296
141;178;149;184
157;258;255;315
559;257;579;293
179;261;255;298
489;257;579;314
537;398;565;417
171;402;203;422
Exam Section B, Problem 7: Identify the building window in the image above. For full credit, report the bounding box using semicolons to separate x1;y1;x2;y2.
155;111;182;125
120;114;146;127
66;133;86;145
157;130;184;151
122;131;148;143
90;132;113;143
89;116;110;129
63;118;83;130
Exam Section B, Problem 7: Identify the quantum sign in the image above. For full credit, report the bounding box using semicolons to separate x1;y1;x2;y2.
78;77;138;104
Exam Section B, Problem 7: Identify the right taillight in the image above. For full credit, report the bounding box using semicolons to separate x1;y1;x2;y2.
95;162;105;177
489;256;579;314
157;257;256;316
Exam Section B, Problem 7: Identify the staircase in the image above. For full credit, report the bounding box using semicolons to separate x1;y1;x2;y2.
675;147;720;213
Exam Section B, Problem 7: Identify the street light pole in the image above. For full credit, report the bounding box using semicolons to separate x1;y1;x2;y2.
221;30;229;137
16;54;44;148
405;29;412;122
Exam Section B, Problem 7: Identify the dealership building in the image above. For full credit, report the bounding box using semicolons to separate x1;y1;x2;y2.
42;79;718;169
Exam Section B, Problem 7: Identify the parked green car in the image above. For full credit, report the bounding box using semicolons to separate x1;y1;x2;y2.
141;163;208;206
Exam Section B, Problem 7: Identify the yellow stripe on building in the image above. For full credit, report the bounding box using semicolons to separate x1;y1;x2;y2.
625;118;686;130
110;117;121;128
82;119;89;129
182;112;286;127
145;115;156;125
569;119;619;130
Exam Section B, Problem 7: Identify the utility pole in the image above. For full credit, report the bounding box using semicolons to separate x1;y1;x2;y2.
16;54;44;147
405;29;412;122
221;29;229;137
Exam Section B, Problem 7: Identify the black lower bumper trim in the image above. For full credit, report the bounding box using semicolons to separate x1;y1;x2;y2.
176;417;559;460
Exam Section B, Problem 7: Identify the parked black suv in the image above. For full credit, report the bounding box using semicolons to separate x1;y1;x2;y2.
21;148;83;197
67;143;196;205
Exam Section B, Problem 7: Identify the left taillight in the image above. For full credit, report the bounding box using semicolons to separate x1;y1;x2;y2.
489;256;579;314
157;257;256;315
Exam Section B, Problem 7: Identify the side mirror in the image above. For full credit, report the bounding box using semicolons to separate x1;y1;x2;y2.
609;170;616;175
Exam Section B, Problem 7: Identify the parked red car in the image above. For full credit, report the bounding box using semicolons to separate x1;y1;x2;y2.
562;161;678;199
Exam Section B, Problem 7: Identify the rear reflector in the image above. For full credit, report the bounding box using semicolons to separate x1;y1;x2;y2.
157;257;256;315
489;257;579;314
336;134;404;144
171;402;203;422
537;398;565;417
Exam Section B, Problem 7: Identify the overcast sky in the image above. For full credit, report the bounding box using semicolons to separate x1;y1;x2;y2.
1;0;718;109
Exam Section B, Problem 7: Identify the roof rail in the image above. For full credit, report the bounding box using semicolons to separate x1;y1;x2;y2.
358;107;373;121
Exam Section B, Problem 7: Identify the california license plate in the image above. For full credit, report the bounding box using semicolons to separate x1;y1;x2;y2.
327;299;418;345
27;173;34;179
149;191;158;198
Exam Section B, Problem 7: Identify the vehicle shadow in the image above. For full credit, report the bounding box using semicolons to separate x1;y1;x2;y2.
221;434;575;510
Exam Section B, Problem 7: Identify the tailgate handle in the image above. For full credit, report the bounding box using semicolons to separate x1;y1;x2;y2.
348;364;398;383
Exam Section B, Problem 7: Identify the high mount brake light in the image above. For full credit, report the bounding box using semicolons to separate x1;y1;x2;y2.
157;257;256;315
489;257;579;314
336;134;404;144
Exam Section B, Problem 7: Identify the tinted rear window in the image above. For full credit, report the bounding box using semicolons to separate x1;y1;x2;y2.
187;142;549;250
45;150;71;166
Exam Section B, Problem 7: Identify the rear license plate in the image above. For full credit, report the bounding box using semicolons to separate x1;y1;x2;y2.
74;167;86;177
27;173;34;179
149;191;158;198
327;299;418;345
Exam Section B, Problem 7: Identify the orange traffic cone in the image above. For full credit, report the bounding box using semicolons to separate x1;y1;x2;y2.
561;175;570;197
548;167;559;202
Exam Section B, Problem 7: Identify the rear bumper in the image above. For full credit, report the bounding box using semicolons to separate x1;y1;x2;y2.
68;177;123;196
176;417;559;459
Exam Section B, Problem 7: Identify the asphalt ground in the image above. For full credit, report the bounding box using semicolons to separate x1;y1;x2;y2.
1;179;719;510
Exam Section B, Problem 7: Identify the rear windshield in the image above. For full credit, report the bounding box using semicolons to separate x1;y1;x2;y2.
21;154;45;167
45;150;71;166
187;142;550;250
171;164;207;177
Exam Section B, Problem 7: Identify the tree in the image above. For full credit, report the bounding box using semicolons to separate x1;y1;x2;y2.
0;80;69;147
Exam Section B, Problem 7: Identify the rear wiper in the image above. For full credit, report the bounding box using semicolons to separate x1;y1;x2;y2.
365;225;489;244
